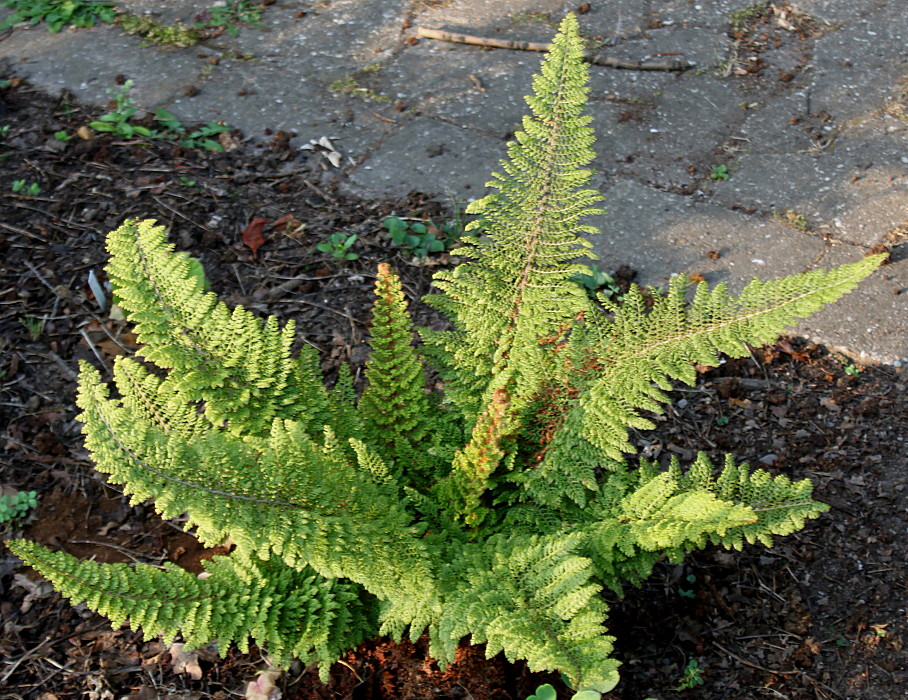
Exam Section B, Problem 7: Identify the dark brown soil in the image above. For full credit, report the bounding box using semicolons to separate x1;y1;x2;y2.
1;77;906;700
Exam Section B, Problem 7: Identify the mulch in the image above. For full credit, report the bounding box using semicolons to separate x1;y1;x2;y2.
1;75;905;700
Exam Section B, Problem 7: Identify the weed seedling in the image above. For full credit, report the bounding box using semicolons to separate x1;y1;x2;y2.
53;130;72;141
773;209;811;233
382;216;447;258
843;363;862;377
11;180;41;196
0;125;10;138
572;264;623;300
194;0;262;36
90;80;155;140
0;490;38;525
678;573;697;598
19;315;44;339
676;659;705;690
317;232;359;261
709;164;730;180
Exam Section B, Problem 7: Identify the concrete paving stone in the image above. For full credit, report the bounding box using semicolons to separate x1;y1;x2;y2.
733;90;827;153
232;0;409;75
797;0;902;28
593;72;747;189
709;114;908;246
376;40;540;138
0;24;194;107
806;1;907;125
797;245;907;365
413;0;566;38
164;59;400;153
345;116;503;200
585;178;830;290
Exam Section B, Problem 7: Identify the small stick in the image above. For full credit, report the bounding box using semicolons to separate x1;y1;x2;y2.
416;27;691;71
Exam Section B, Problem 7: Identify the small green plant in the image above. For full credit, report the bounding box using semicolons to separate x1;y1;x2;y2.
0;490;38;525
715;415;730;426
153;108;230;151
678;573;697;598
571;264;623;300
178;176;198;188
843;363;862;377
729;2;770;32
316;232;359;261
526;684;558;700
117;13;202;47
90;80;155;140
11;180;41;196
773;209;811;234
53;129;72;141
87;84;229;151
194;0;262;36
525;681;613;700
19;315;44;339
180;121;230;151
330;65;394;104
676;659;705;690
709;164;730;180
0;0;116;33
382;216;449;258
0;125;10;138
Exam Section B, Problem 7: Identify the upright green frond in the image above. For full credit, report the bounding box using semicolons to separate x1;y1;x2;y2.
7;541;376;680
424;13;603;411
106;219;329;436
359;263;436;479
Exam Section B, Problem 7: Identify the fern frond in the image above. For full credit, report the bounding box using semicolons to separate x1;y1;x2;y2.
574;255;885;461
106;219;329;436
425;14;602;411
425;15;606;519
433;533;619;691
76;361;437;620
7;541;376;680
359;263;437;483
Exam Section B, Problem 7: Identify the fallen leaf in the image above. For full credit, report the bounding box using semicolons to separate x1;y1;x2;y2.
77;125;94;140
246;669;283;700
242;217;269;256
168;642;203;681
219;130;241;151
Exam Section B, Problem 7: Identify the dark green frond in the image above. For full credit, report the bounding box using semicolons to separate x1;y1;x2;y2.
7;541;376;680
359;263;438;483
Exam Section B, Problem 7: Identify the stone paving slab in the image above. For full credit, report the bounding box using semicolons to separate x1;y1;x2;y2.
0;0;904;363
587;178;831;291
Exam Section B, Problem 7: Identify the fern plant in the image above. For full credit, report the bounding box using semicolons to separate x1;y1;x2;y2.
7;15;883;698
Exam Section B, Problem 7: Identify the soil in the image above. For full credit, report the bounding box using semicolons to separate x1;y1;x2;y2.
1;78;906;700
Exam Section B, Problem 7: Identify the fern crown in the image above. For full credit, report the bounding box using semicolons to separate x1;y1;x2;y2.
8;14;884;696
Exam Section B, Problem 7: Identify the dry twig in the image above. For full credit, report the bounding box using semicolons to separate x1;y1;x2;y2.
416;27;692;71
